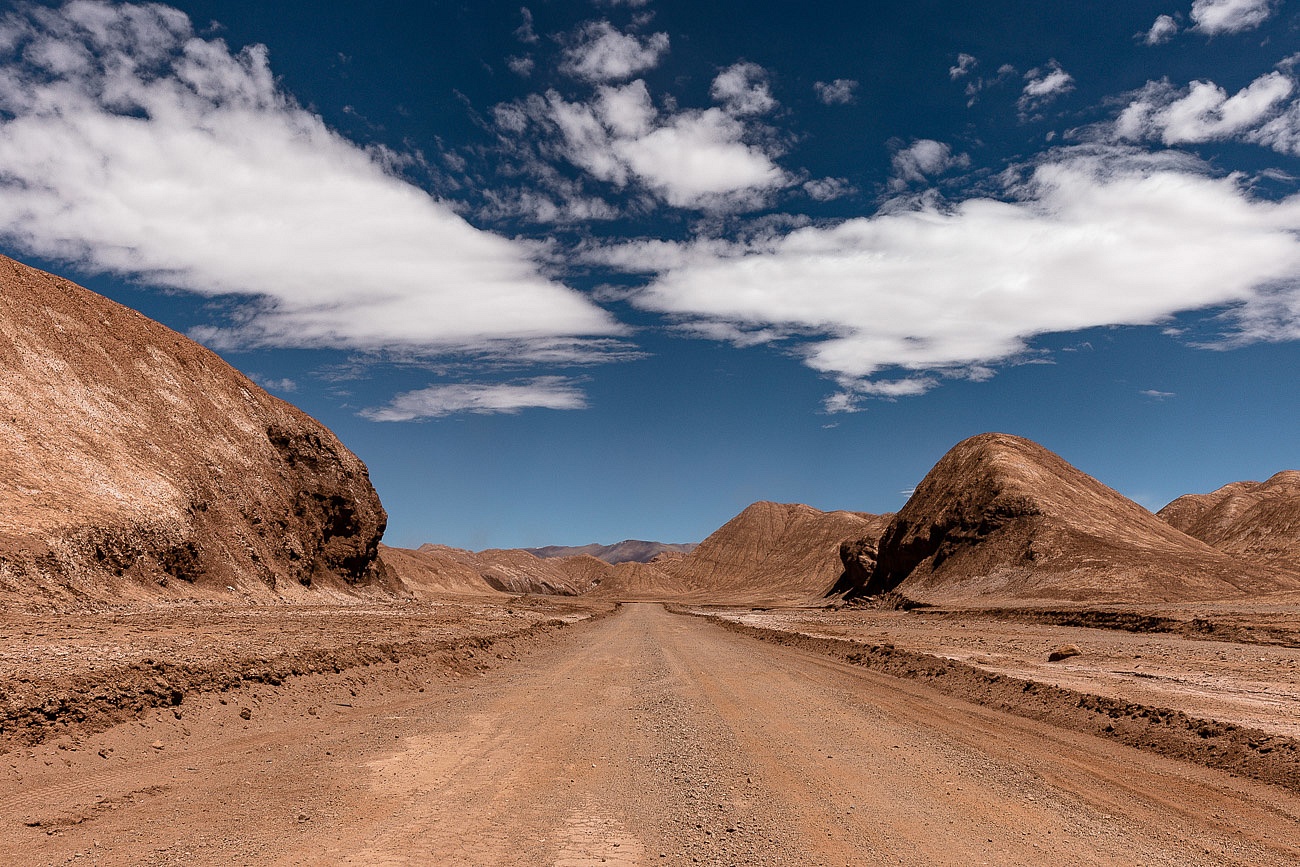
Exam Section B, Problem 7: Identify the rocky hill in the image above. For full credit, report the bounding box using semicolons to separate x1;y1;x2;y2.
661;501;889;603
523;540;697;564
1159;471;1300;570
0;255;390;604
852;433;1298;604
383;545;601;596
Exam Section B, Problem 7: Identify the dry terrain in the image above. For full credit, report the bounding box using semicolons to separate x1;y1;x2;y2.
3;602;1298;866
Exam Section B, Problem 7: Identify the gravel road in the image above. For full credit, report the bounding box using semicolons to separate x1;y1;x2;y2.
4;603;1297;865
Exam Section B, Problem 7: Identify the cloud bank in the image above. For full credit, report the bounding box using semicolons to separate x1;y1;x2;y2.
0;1;620;356
615;148;1300;407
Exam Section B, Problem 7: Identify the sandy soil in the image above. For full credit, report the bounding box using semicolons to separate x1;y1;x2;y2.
2;603;1298;866
708;606;1300;739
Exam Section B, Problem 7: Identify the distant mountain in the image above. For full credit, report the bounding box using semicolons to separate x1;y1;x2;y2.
1159;471;1300;570
385;544;603;596
657;501;889;604
850;433;1297;604
522;540;697;564
0;254;390;602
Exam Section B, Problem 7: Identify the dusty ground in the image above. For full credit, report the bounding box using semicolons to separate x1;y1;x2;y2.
708;604;1300;740
2;602;1298;866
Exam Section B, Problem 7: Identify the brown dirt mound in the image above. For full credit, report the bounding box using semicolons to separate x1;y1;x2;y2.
1159;471;1300;570
662;501;889;604
854;433;1298;604
0;255;389;604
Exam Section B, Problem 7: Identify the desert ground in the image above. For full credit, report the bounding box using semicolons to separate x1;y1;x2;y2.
3;600;1299;866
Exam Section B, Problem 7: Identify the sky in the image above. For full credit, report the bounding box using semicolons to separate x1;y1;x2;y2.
0;0;1298;550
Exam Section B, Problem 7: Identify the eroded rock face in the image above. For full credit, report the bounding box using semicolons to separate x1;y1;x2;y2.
0;255;388;602
854;433;1297;604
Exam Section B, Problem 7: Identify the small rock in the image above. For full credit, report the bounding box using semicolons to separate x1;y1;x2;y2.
150;741;164;750
239;708;252;720
1048;644;1081;662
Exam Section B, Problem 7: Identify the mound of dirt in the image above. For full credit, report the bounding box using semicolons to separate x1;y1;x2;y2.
1159;471;1300;570
523;540;697;564
853;433;1297;604
662;501;889;603
0;255;389;603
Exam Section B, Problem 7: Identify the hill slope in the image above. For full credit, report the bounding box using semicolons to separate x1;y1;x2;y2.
662;502;890;603
1159;471;1300;570
523;540;697;564
0;255;389;603
855;433;1296;604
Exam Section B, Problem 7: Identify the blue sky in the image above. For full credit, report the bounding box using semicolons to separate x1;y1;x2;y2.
1;0;1298;549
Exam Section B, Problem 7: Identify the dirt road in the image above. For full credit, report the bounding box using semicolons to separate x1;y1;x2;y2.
4;603;1298;866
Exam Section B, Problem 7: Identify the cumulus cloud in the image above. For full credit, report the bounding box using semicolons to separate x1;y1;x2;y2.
361;377;588;421
710;62;776;116
1115;71;1296;151
803;177;853;201
0;1;621;356
516;80;788;210
949;53;977;80
1190;0;1276;34
1019;61;1075;116
620;147;1300;400
813;78;858;105
559;20;668;83
507;54;534;76
889;139;971;190
1146;14;1180;44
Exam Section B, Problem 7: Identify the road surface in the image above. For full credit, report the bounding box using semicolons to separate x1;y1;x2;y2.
3;603;1297;865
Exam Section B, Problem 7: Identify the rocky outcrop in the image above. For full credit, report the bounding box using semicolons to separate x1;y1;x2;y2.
852;433;1297;604
0;255;389;603
1159;471;1300;570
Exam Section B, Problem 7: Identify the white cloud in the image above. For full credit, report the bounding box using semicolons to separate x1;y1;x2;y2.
559;20;668;83
507;54;534;76
949;54;977;80
1190;0;1275;34
515;7;538;44
0;1;621;356
540;81;788;210
1146;14;1180;44
889;139;970;190
1019;61;1075;115
361;377;589;421
813;78;858;105
1140;389;1176;399
621;147;1300;398
711;62;776;116
1116;72;1296;148
803;177;853;201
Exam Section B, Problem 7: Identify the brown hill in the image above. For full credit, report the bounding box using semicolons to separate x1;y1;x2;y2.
400;545;599;596
523;540;697;564
584;560;684;600
1159;471;1300;570
0;255;389;603
854;433;1298;604
376;544;499;597
661;501;890;604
